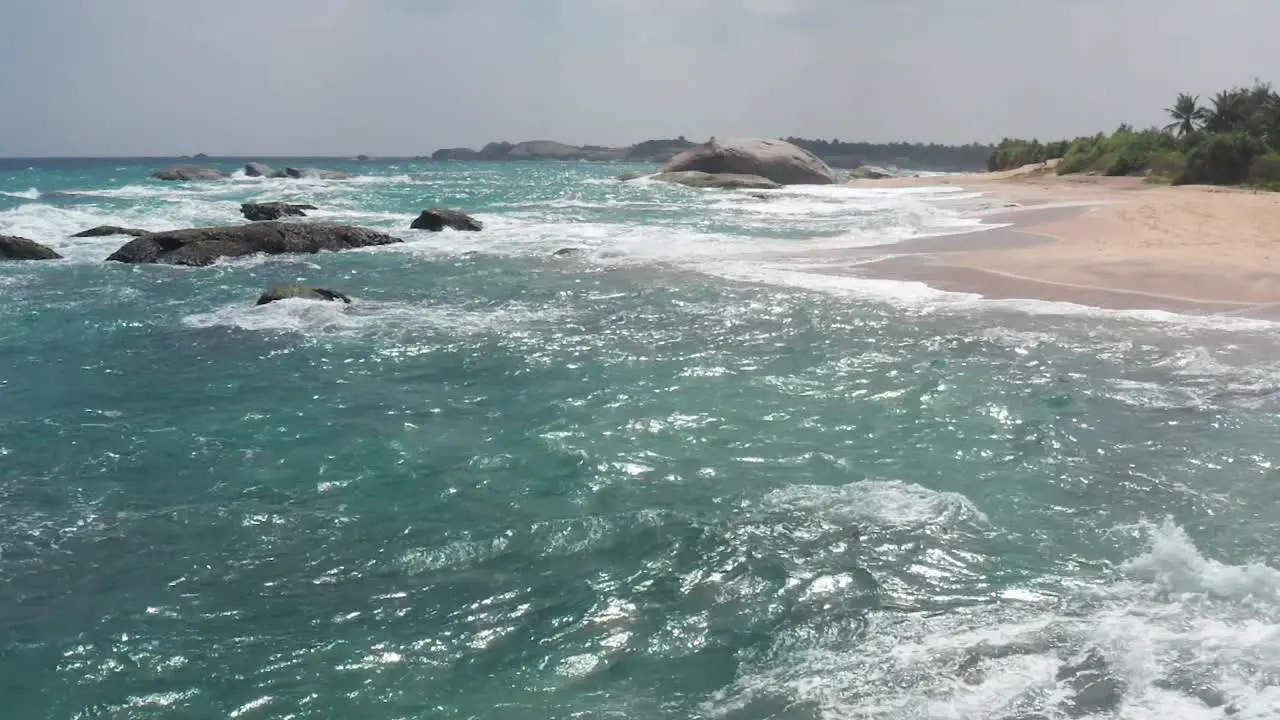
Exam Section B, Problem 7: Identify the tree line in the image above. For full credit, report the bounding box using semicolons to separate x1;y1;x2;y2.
987;80;1280;187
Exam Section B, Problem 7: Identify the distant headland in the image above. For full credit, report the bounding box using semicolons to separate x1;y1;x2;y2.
423;137;995;172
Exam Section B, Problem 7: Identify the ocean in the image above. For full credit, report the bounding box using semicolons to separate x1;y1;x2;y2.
2;158;1280;719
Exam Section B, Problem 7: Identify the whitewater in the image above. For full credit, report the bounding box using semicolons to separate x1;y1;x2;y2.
3;158;1280;719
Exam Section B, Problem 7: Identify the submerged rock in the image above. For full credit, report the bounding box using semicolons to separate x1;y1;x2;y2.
105;222;401;266
244;162;276;178
552;247;582;257
650;171;781;190
256;285;352;306
281;167;351;180
0;235;62;260
151;165;229;181
411;208;483;232
661;138;837;185
240;202;318;221
71;225;150;238
617;171;648;181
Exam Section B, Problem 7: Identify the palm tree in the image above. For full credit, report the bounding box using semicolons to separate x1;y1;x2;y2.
1205;89;1248;133
1164;93;1208;137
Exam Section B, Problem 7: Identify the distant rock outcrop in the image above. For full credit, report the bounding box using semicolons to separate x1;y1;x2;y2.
661;138;837;185
244;162;276;178
240;202;318;221
151;165;229;181
281;167;351;180
105;222;401;266
432;148;483;161
355;155;371;162
411;209;483;232
847;165;893;180
256;285;352;306
71;225;150;238
649;171;781;190
0;235;62;260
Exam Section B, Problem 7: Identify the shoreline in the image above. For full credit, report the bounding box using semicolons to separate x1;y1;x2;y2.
846;166;1280;317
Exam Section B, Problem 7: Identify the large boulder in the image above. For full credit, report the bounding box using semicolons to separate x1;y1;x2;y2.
256;285;352;306
0;235;62;260
71;225;150;238
432;148;482;161
240;202;318;221
650;171;781;190
661;138;836;185
105;222;401;266
151;165;229;181
244;162;276;178
411;209;483;232
281;167;351;180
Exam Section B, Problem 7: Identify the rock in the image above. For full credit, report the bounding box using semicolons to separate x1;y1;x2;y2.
38;190;89;200
432;148;482;161
244;162;276;178
240;202;318;221
661;138;837;185
151;165;230;181
847;165;893;180
650;171;782;190
355;155;371;162
552;247;582;257
256;285;352;306
105;222;401;266
0;235;62;260
618;171;647;181
410;209;483;232
71;225;149;238
281;167;351;180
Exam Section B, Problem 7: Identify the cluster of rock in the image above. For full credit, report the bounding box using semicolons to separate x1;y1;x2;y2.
3;199;488;306
149;163;352;182
430;138;696;164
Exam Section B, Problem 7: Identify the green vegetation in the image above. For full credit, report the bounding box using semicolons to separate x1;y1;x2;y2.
783;138;994;172
987;80;1280;189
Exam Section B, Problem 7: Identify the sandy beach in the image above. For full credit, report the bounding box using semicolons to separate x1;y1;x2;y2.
851;164;1280;316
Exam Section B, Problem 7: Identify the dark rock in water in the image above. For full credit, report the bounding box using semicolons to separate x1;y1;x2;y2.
411;208;483;232
71;225;150;238
848;165;892;180
151;165;229;181
256;285;352;306
617;171;647;181
1056;649;1125;718
244;162;276;178
650;171;782;190
105;222;401;267
552;247;582;257
194;153;209;159
0;235;62;260
662;137;837;185
39;190;89;200
281;167;351;180
355;155;371;162
240;202;318;221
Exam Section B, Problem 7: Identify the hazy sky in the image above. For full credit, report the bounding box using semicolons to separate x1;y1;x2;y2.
0;0;1275;156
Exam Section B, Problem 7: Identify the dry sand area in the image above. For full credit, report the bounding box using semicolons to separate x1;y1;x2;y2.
851;162;1280;316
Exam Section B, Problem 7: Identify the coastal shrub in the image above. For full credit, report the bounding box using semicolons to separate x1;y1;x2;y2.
1144;150;1187;178
1248;153;1280;188
1173;132;1267;185
1056;136;1107;174
986;138;1070;172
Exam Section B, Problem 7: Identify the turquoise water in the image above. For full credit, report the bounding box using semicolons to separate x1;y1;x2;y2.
3;160;1280;718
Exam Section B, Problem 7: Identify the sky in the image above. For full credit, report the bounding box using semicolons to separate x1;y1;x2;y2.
0;0;1275;156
